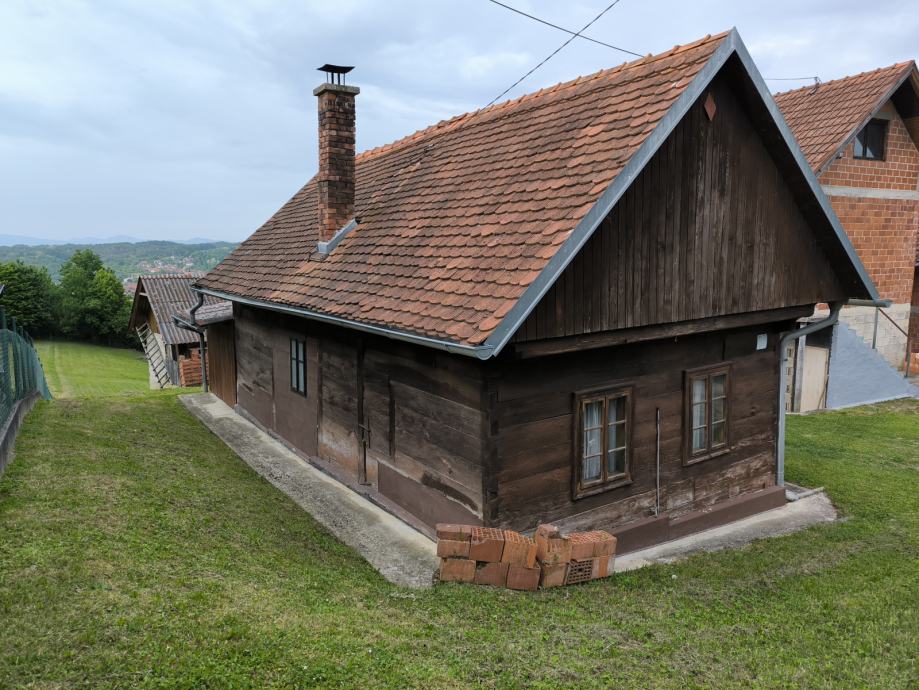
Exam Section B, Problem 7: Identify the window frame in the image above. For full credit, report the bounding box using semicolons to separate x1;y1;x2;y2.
853;118;887;161
289;336;307;396
572;385;634;499
683;364;731;465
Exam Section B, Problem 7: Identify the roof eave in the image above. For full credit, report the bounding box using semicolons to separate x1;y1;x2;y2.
192;286;497;359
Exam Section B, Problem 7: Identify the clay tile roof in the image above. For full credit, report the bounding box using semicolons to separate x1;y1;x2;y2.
198;32;733;348
131;273;227;345
774;62;916;173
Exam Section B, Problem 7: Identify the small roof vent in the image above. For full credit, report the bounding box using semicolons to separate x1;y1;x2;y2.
318;64;354;86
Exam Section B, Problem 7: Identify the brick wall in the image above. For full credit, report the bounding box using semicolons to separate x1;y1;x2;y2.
821;107;919;190
820;105;919;305
827;195;918;303
178;347;207;387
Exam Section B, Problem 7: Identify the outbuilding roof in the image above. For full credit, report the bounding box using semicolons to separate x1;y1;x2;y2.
197;28;877;357
129;274;227;345
774;62;919;174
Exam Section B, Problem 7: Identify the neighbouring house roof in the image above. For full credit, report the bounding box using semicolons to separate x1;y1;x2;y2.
197;28;877;358
129;273;227;345
189;301;233;326
774;62;919;174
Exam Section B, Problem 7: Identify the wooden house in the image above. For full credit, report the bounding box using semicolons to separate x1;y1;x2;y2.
193;30;878;551
128;274;227;388
775;63;919;409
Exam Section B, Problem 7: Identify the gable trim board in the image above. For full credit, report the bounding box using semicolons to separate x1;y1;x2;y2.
196;28;877;360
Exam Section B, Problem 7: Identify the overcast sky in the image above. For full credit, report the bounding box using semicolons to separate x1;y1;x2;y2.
1;0;916;243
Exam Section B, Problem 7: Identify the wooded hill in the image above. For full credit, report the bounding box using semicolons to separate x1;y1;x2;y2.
0;240;236;281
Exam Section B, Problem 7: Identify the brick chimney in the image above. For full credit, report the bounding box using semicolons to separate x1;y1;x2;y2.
314;65;359;246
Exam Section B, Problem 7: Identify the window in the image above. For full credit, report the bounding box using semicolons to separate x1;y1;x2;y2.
854;119;887;160
685;366;730;463
575;388;632;497
290;337;306;395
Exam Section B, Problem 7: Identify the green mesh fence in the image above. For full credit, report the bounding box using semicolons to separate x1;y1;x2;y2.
0;307;52;430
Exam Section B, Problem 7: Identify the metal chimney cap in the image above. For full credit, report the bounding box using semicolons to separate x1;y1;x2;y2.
318;64;354;85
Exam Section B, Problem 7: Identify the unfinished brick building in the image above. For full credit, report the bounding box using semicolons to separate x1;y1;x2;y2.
776;63;919;408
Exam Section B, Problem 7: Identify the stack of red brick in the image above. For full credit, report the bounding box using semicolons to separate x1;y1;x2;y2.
436;523;616;591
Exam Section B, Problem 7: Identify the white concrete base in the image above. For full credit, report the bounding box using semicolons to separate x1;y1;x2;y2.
179;392;438;588
614;492;837;572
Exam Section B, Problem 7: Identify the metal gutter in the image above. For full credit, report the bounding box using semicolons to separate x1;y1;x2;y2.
175;292;209;392
776;297;893;485
777;302;841;486
192;286;496;359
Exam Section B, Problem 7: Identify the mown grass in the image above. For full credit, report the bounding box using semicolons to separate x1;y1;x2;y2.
0;361;916;687
35;340;151;398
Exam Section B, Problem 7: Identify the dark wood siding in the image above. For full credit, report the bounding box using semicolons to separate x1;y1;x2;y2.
207;320;236;406
513;72;847;343
234;305;274;429
489;323;786;532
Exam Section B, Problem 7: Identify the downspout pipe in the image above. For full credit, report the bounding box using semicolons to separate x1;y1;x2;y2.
777;303;841;486
776;297;891;485
188;292;208;393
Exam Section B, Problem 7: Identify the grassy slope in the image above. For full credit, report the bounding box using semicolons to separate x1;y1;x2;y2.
0;349;916;687
35;340;150;398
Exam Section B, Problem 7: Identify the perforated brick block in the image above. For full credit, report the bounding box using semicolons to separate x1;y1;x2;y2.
539;562;568;589
438;558;475;583
565;559;594;586
568;532;596;561
469;526;505;562
591;556;611;580
535;532;571;566
535;523;560;539
437;538;471;559
568;530;617;560
501;530;537;567
436;524;472;541
474;561;509;587
506;564;540;591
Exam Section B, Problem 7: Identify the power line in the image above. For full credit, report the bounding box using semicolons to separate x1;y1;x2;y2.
765;76;820;81
487;0;642;58
485;0;626;108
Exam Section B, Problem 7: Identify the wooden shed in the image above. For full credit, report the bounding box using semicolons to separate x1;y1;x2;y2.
193;30;877;550
128;274;227;389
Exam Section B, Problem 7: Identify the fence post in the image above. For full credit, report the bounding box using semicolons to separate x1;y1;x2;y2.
10;317;20;401
0;309;9;416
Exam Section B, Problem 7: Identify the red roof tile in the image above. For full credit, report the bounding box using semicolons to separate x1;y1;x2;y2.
199;32;730;348
774;62;916;173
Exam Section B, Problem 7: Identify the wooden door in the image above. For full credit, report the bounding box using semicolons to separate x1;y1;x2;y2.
800;346;829;412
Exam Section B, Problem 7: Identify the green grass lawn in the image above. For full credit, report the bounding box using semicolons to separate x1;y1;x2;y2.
35;340;150;398
0;375;917;687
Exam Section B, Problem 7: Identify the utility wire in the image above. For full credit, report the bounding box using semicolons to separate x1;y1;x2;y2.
488;0;642;58
485;0;626;108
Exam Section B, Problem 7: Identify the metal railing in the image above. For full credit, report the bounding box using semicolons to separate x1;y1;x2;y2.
869;306;912;379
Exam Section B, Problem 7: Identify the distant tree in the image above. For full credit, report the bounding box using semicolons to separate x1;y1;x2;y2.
57;249;131;344
84;268;132;345
0;260;57;336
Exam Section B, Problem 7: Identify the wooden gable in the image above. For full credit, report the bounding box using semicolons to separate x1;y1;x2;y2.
512;69;847;345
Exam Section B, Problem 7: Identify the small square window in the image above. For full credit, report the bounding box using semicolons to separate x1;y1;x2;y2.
684;366;730;463
854;119;887;160
574;387;632;498
290;337;306;396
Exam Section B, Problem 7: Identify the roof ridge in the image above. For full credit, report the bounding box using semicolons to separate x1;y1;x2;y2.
774;60;914;98
355;30;731;163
